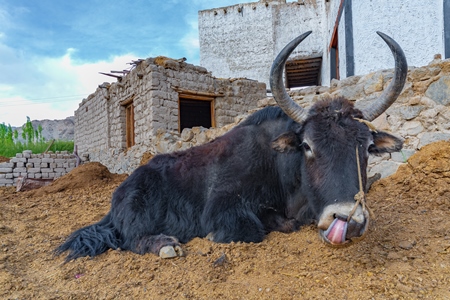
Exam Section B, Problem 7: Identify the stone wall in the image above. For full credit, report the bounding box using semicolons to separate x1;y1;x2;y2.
134;58;450;179
0;150;77;187
75;57;266;174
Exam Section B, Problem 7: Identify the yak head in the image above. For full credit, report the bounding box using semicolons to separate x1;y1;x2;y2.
270;31;407;246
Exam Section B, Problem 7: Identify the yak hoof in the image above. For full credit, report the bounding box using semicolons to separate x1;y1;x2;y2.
206;232;214;241
159;245;184;259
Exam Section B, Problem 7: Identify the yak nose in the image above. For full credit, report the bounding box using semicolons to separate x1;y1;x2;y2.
317;203;370;246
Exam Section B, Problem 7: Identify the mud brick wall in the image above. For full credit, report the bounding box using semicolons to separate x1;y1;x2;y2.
0;150;77;187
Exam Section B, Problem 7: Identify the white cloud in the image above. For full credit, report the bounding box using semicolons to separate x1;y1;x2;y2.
0;45;139;127
180;17;200;64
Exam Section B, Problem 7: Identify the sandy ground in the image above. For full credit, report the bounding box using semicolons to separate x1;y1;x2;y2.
1;141;449;299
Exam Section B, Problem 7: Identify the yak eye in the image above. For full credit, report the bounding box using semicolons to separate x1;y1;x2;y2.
302;142;312;152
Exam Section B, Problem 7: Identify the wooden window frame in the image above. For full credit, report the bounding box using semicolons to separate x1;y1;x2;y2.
178;93;216;133
120;97;135;149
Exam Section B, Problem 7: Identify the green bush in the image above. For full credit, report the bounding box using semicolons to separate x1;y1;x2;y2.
0;118;74;158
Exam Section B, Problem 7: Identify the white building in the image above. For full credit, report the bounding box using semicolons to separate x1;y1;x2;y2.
199;0;450;88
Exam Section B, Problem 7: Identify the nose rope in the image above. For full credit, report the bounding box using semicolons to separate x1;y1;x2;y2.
347;146;374;222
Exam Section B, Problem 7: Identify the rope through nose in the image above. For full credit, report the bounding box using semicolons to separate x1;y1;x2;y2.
347;146;374;222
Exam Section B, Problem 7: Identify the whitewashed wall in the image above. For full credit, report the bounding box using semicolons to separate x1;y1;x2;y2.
199;0;324;88
351;0;445;76
200;0;446;87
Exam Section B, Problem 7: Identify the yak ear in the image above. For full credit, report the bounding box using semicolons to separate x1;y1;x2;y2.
272;132;301;153
369;131;403;154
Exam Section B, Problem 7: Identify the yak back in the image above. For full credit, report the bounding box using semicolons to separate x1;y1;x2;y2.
145;105;302;211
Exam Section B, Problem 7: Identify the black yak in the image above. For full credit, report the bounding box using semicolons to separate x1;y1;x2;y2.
56;31;406;261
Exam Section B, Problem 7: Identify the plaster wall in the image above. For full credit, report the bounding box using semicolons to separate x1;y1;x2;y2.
199;0;325;87
351;0;444;76
200;0;446;87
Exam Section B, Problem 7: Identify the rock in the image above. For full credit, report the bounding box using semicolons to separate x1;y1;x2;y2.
398;240;415;250
196;131;209;144
159;246;183;259
409;66;440;81
425;75;450;105
332;83;364;101
387;105;425;121
181;128;194;142
400;121;424;136
417;132;450;149
364;72;383;95
391;149;415;163
368;161;403;179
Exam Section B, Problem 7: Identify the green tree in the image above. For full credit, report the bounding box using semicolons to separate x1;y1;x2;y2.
22;116;36;145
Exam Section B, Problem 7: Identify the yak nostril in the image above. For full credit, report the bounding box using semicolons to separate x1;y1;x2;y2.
346;218;366;239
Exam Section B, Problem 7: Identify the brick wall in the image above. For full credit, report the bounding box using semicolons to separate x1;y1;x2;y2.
74;57;267;174
0;150;77;187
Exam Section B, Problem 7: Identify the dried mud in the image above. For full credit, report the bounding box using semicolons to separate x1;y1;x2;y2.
1;142;449;299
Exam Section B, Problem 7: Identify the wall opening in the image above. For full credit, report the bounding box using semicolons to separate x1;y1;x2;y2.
178;94;215;132
121;97;135;148
330;30;339;80
285;56;322;88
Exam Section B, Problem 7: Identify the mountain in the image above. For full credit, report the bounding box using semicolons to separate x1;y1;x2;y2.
12;116;75;142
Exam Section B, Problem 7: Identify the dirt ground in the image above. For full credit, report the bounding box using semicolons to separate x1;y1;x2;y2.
1;142;449;299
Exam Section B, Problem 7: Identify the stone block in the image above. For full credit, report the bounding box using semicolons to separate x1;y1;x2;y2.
425;75;450;105
11;157;26;163
0;167;13;173
27;168;41;173
368;161;403;179
391;149;416;163
418;132;450;148
28;158;41;163
42;158;54;163
0;178;14;184
0;162;14;168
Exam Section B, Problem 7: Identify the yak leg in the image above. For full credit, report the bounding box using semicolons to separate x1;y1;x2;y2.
201;194;266;243
133;234;183;258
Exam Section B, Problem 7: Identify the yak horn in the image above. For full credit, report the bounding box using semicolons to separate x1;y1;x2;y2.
357;32;408;121
270;31;312;124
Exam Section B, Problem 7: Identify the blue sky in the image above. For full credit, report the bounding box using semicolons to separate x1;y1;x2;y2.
0;0;240;127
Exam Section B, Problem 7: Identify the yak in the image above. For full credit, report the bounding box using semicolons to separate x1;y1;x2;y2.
56;31;407;262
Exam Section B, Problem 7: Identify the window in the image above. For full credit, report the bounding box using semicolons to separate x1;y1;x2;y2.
121;97;135;148
178;95;215;132
285;56;322;88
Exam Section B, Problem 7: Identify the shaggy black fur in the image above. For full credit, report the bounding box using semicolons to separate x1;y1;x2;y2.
55;98;403;262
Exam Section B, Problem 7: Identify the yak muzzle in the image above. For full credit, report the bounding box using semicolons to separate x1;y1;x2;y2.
317;203;370;247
